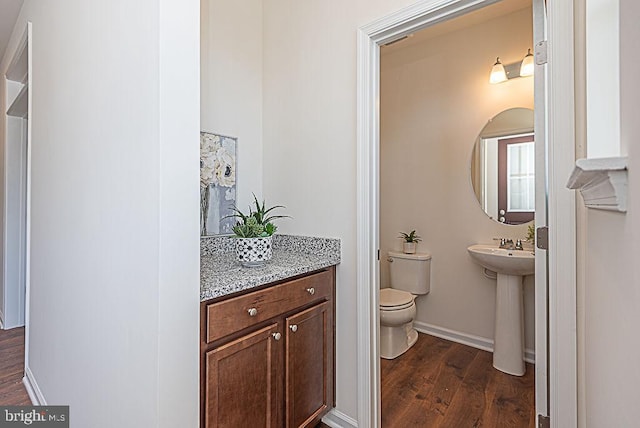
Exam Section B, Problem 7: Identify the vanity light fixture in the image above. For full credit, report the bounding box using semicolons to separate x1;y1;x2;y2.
489;49;535;84
489;57;508;84
520;49;534;76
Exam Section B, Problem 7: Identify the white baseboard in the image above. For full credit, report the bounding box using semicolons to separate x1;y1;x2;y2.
413;321;536;364
23;366;46;405
322;409;358;428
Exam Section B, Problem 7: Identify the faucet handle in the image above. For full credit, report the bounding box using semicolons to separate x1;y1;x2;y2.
515;239;524;250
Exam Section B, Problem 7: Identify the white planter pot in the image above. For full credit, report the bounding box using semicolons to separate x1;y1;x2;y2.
403;242;417;254
236;236;273;267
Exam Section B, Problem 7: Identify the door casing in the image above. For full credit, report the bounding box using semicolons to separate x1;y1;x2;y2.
355;1;577;427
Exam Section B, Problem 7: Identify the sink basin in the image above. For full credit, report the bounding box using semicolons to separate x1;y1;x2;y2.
467;244;534;276
467;244;536;376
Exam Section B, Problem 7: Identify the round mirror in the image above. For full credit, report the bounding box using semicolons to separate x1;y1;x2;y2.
470;108;534;225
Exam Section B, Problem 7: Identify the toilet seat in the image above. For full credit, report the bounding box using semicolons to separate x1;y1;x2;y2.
380;288;414;311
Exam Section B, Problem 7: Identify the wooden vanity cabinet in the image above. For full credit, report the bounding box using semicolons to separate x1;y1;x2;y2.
201;267;335;428
285;302;332;428
205;323;281;427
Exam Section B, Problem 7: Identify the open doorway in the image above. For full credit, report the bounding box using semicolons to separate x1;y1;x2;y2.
3;31;28;331
378;2;535;425
356;0;577;427
1;22;31;405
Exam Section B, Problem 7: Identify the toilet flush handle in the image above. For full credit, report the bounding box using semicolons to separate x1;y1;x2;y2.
387;257;394;262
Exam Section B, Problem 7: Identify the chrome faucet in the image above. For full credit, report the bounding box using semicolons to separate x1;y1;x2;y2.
498;238;514;249
493;238;523;250
515;239;524;250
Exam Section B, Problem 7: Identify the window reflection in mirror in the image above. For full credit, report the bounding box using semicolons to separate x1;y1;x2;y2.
470;108;534;225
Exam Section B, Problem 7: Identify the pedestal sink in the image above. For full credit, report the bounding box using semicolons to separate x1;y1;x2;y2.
467;244;535;376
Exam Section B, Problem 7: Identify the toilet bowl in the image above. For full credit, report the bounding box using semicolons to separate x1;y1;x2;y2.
380;251;431;359
380;288;418;359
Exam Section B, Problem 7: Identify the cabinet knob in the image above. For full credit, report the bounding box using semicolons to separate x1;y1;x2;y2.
306;287;315;295
247;308;258;317
272;332;282;341
289;324;298;332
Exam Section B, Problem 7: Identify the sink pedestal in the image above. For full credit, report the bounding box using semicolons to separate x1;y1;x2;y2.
466;244;533;376
493;273;525;376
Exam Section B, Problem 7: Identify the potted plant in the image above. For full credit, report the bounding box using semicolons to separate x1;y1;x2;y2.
526;223;535;244
398;230;421;254
224;195;289;267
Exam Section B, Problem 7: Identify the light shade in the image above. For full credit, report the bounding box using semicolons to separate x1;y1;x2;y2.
489;57;507;84
520;49;534;77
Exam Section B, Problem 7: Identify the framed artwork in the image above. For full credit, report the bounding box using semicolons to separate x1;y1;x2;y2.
200;132;237;236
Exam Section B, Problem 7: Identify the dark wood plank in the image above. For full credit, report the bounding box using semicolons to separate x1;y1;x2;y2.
381;333;534;428
381;334;455;426
483;356;535;428
440;349;496;427
0;327;30;405
400;343;478;427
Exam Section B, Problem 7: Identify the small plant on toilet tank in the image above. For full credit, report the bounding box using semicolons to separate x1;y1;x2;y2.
398;230;421;254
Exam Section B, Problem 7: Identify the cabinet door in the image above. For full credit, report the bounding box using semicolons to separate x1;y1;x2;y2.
205;323;281;428
285;302;333;428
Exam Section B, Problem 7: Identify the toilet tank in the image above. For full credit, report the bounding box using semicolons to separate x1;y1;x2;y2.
388;251;431;295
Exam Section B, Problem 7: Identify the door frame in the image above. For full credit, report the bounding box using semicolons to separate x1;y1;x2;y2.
4;21;36;402
355;1;577;427
2;25;29;330
23;21;34;401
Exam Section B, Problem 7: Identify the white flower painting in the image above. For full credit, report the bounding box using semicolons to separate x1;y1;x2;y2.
200;132;237;235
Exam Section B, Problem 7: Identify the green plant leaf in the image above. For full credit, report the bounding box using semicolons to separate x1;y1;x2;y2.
264;222;277;236
399;230;422;242
225;194;290;238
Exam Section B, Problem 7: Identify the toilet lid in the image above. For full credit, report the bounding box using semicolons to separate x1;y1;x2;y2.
380;288;414;309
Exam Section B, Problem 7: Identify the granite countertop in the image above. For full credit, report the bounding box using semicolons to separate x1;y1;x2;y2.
200;235;341;301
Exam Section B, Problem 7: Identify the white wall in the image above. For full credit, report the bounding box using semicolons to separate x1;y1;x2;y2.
585;0;620;158
263;0;427;419
578;0;640;425
380;8;535;352
222;0;640;425
201;0;263;209
262;0;499;420
157;0;201;426
0;1;200;427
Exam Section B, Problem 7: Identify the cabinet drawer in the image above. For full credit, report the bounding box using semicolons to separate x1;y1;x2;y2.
206;269;332;343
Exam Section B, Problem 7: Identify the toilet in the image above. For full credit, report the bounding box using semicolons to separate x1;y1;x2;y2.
380;251;432;359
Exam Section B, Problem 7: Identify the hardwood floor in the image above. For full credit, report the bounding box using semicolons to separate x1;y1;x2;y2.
0;327;31;405
1;328;534;425
381;333;535;428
